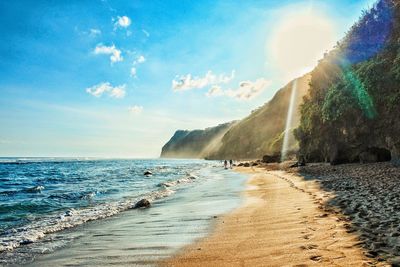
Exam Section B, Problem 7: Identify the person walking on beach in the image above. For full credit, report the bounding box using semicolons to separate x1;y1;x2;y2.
224;160;228;169
229;159;233;168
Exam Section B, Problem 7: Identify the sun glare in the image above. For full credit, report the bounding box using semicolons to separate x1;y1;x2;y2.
268;10;336;79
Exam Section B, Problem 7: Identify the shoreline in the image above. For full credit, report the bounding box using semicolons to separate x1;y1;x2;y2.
161;166;379;266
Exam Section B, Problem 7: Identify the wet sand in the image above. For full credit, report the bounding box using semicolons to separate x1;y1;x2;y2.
27;168;247;267
162;167;377;266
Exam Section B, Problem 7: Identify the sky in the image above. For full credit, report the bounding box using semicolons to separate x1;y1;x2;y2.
0;0;377;158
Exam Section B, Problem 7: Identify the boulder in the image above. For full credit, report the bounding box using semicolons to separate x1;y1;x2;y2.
262;154;281;163
243;162;250;167
133;199;151;209
144;171;153;176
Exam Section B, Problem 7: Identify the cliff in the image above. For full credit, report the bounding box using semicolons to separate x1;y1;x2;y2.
161;73;310;160
295;0;400;165
160;122;236;158
208;73;310;160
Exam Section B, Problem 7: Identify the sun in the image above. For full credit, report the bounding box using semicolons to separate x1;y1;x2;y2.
268;10;336;79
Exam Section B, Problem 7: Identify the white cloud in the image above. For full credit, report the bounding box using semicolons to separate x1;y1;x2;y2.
114;16;131;29
130;67;137;77
86;82;126;98
130;55;146;78
109;86;126;98
206;78;271;101
136;55;146;64
89;28;101;37
128;105;143;114
172;70;235;91
94;44;123;64
205;85;224;97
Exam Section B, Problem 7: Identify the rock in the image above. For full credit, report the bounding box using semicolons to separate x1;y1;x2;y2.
243;162;250;167
144;171;152;176
25;185;45;193
290;162;299;168
262;154;281;163
133;199;151;209
158;182;173;187
65;209;75;217
251;162;259;166
238;163;244;167
20;239;34;245
188;174;198;180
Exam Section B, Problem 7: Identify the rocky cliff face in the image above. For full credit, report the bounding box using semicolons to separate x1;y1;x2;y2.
295;0;400;165
160;122;236;158
161;73;311;160
208;73;310;160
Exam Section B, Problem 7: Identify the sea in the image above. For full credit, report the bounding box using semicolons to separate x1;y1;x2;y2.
0;158;246;266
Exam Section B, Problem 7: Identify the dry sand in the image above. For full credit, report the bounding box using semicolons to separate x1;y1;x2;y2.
162;167;378;267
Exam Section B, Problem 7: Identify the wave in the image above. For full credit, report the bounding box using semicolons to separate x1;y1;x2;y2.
0;173;199;253
0;157;98;165
0;186;44;197
157;173;198;188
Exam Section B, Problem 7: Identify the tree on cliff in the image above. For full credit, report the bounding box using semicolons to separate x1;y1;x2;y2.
295;0;400;164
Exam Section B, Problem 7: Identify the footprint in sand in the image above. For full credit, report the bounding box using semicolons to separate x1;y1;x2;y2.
302;234;313;240
310;255;322;261
300;244;318;250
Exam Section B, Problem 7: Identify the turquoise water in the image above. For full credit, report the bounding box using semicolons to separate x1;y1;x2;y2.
0;158;246;265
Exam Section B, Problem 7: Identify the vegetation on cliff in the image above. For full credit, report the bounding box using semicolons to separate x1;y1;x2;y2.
160;122;235;158
208;74;310;160
295;0;400;164
161;74;310;160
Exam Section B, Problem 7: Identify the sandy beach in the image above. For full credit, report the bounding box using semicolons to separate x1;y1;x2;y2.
162;166;378;267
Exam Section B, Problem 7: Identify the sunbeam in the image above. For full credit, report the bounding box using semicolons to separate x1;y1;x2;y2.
281;78;298;161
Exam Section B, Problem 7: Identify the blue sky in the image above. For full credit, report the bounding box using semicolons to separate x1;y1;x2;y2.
0;0;376;157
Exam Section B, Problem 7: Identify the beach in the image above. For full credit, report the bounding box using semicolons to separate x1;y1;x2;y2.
3;160;399;266
162;166;382;266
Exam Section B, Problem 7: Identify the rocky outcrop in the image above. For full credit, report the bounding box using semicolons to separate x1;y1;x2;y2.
160;122;236;159
262;154;281;163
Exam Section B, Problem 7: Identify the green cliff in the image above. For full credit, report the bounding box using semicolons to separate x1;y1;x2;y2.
161;73;310;160
295;0;400;164
208;73;310;160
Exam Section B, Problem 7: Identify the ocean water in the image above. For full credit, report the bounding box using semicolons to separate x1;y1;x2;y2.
0;158;246;266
